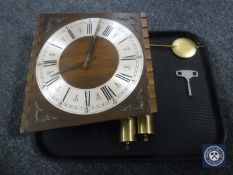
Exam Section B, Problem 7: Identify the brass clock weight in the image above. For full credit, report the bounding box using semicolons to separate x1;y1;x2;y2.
20;12;157;149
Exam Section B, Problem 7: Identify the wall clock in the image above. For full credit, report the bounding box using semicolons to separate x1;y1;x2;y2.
20;13;157;133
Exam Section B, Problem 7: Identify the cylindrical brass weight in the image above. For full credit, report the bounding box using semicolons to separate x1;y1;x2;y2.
120;117;136;150
137;114;154;141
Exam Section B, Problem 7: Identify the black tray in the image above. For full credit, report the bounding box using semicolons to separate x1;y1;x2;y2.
35;31;226;160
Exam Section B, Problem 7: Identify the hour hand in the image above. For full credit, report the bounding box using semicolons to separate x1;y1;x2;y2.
51;61;84;77
51;55;96;76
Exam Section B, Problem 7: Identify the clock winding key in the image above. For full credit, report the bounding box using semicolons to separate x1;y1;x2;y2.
176;70;198;96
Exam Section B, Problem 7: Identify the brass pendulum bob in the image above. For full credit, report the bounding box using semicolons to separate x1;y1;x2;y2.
137;114;154;142
150;37;204;59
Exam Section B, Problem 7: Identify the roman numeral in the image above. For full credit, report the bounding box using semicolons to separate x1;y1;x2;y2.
49;43;62;49
87;21;92;34
101;85;116;101
121;55;138;60
118;37;128;44
85;91;90;107
102;25;113;37
46;76;60;86
42;60;57;67
116;73;132;82
62;87;70;102
121;58;136;61
66;27;75;39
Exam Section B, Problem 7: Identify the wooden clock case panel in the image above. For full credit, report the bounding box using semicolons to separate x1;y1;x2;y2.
20;13;157;133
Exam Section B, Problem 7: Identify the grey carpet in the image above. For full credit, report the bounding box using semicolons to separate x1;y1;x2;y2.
0;0;233;174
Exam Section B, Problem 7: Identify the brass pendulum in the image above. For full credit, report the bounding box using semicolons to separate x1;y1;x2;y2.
150;37;204;59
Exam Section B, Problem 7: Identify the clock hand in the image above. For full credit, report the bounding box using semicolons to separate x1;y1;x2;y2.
51;55;96;77
51;62;83;77
88;18;101;55
83;18;101;68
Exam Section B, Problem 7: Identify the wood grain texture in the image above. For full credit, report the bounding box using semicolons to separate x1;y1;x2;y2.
60;37;118;89
140;12;157;113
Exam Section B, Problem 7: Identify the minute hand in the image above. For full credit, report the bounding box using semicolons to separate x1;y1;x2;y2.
83;18;101;67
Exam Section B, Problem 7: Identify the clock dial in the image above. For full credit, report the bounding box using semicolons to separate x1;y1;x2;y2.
36;18;144;115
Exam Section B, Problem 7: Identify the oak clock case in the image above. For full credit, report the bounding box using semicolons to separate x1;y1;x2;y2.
20;13;156;133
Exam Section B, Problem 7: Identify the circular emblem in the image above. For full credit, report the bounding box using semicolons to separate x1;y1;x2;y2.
204;146;224;167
